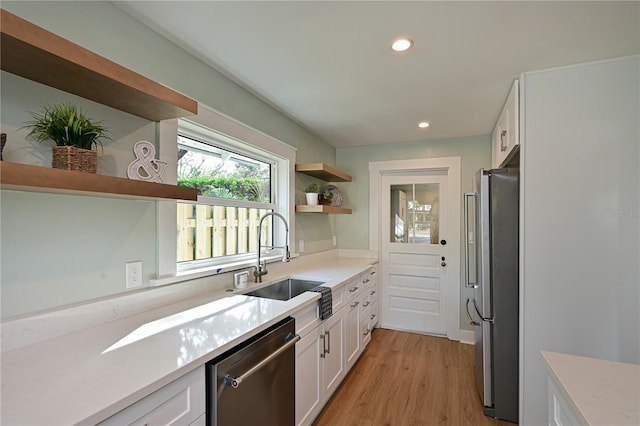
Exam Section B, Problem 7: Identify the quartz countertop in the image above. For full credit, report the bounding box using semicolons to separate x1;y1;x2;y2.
1;256;376;425
541;351;640;426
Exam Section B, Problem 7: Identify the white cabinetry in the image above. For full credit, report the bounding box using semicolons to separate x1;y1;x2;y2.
99;366;205;426
321;311;345;398
295;323;324;426
547;377;583;426
344;276;362;371
492;80;519;168
295;264;379;426
359;267;379;349
294;301;345;426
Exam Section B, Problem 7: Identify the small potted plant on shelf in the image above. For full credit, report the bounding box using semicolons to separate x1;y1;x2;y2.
22;102;110;173
304;182;320;205
319;189;333;205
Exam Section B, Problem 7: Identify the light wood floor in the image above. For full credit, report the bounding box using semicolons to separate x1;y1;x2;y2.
313;328;517;426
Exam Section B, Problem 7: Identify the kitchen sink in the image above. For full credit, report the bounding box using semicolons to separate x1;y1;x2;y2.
246;278;324;301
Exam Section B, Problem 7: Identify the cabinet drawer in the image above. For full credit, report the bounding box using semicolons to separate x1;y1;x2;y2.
99;366;205;426
360;318;372;346
345;278;361;301
368;287;378;305
293;303;321;337
360;295;372;319
369;301;379;328
332;285;344;312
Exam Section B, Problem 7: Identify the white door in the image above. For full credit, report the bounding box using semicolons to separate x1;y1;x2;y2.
380;174;450;335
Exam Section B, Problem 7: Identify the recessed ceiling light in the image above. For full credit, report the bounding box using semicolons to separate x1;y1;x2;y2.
391;38;413;52
418;121;430;128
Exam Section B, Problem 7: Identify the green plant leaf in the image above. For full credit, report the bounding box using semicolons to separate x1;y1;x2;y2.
20;102;111;149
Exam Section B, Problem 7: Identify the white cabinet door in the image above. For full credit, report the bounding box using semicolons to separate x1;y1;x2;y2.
322;309;345;399
295;326;323;426
345;296;361;371
492;104;508;168
99;366;205;426
493;80;519;168
505;80;519;159
547;378;583;426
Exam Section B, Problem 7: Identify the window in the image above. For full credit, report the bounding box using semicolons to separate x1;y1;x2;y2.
174;114;294;274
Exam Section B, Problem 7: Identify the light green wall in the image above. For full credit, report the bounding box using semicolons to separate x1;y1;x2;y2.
335;135;492;331
0;1;336;318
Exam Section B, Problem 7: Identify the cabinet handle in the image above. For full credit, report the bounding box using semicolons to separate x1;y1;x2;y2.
349;286;359;293
371;314;376;320
500;129;507;152
464;192;479;289
370;290;376;296
320;333;326;358
325;331;330;354
350;301;359;308
363;327;371;337
363;301;370;307
363;278;370;284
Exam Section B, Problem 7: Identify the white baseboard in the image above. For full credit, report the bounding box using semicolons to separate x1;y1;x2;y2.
459;329;475;345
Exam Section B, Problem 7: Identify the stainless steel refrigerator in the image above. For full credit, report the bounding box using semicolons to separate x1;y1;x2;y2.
464;168;519;423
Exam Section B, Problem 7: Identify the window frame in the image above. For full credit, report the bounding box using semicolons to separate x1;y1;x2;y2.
152;104;296;286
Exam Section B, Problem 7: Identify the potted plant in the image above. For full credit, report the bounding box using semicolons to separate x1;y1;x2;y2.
319;189;333;205
22;102;110;173
304;182;320;205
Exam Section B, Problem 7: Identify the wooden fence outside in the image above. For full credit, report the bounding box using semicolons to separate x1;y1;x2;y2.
177;203;272;262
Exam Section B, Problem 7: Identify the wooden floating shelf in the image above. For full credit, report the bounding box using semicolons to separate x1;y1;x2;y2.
295;205;352;214
295;163;352;182
0;9;198;121
0;162;198;201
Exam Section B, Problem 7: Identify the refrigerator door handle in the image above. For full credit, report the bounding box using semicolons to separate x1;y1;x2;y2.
465;298;480;326
464;192;478;288
472;298;493;323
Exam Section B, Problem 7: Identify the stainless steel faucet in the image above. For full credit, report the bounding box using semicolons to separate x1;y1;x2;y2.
254;212;290;282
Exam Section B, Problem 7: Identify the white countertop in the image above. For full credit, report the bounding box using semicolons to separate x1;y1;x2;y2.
541;351;640;426
1;256;375;425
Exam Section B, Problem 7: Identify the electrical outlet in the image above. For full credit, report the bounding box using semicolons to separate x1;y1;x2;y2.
299;240;305;253
126;261;142;289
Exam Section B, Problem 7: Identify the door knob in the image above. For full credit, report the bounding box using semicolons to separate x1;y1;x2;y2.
441;261;447;267
440;239;447;245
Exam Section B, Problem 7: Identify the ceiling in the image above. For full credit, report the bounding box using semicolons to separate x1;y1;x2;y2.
115;1;639;148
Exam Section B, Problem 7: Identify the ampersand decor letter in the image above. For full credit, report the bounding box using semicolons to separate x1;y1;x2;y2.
127;140;168;183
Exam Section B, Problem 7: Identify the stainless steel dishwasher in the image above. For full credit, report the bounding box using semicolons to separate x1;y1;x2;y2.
206;317;299;426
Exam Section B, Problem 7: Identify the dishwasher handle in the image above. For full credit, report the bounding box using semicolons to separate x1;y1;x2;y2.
224;333;300;389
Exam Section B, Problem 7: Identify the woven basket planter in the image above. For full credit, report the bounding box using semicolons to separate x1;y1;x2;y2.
52;146;97;173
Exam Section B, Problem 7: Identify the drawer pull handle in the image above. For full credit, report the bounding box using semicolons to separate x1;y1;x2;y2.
350;301;359;308
371;314;376;320
363;301;370;307
349;286;359;293
370;290;376;296
363;278;370;284
363;327;371;337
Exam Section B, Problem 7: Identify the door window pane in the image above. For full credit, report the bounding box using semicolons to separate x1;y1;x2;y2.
390;183;440;244
412;183;439;244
